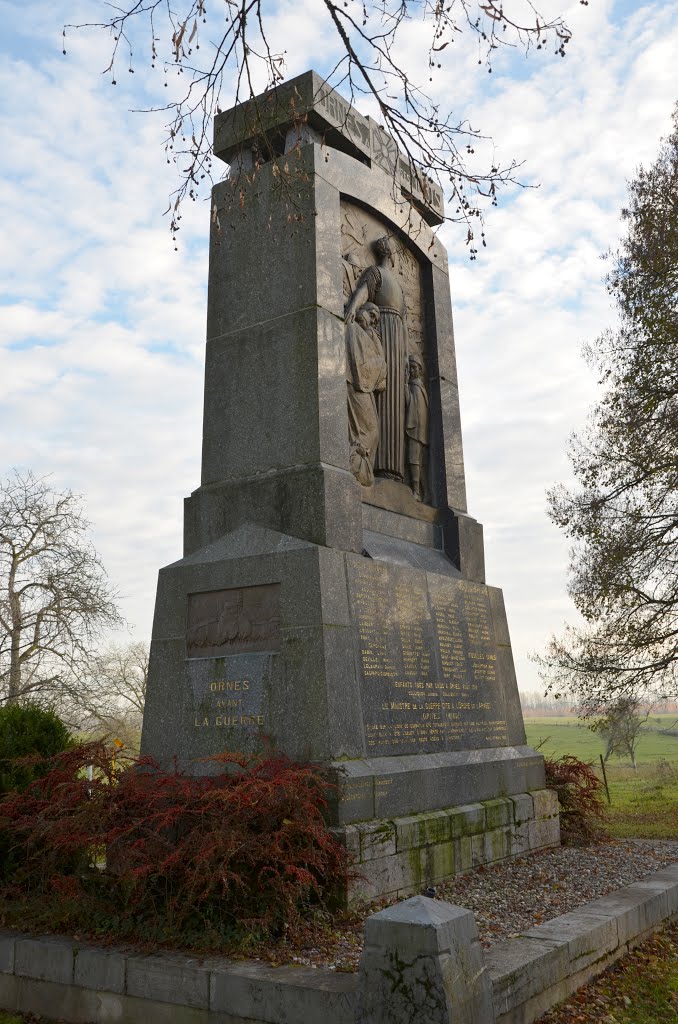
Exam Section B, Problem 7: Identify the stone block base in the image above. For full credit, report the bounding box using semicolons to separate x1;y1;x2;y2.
332;789;559;901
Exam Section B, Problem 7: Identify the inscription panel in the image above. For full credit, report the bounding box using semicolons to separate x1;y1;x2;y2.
187;653;271;749
347;559;509;756
187;584;280;658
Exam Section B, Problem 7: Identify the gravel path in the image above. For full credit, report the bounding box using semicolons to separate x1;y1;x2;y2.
435;838;678;948
279;838;678;971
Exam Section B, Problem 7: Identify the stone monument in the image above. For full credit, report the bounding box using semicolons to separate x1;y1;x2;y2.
140;70;559;899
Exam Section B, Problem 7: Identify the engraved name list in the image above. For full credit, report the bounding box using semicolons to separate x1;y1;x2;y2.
347;558;508;755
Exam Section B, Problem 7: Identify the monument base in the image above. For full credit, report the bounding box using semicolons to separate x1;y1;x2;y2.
328;745;546;825
333;789;560;902
141;525;532;771
141;522;558;903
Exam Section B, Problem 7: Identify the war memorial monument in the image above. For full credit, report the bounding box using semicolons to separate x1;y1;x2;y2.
140;70;559;899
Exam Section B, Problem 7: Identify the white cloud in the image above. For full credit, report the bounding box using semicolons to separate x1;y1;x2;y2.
1;0;675;693
445;0;677;687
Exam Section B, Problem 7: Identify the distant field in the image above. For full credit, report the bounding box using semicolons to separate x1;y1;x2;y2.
524;715;678;839
524;716;678;766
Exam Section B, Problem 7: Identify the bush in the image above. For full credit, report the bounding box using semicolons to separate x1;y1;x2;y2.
544;754;607;846
0;703;74;882
0;703;73;794
0;742;352;951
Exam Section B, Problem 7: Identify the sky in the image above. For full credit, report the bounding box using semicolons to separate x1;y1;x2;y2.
1;0;677;694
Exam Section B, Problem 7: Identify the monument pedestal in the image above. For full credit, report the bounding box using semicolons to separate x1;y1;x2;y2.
331;789;559;902
140;71;558;899
141;528;559;900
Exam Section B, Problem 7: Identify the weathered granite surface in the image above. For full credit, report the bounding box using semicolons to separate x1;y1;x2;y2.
140;71;547;892
356;896;494;1024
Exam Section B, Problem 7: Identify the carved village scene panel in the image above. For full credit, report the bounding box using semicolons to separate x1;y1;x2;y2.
186;584;281;659
341;201;429;502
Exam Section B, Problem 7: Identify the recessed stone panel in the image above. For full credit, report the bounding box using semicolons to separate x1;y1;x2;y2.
186;584;280;658
346;555;511;757
187;652;273;752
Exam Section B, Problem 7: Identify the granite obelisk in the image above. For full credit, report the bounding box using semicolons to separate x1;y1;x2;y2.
141;71;559;899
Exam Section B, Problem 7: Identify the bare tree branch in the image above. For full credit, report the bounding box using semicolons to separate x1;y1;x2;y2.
63;0;576;251
75;641;149;748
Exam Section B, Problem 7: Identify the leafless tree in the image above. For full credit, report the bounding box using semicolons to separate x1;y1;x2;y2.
589;697;650;770
78;640;149;746
0;470;123;707
63;1;577;251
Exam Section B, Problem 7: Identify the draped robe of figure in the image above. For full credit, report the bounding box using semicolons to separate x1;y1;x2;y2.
355;265;408;480
405;374;429;446
345;315;387;486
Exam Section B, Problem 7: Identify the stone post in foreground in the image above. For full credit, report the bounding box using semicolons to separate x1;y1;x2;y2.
356;895;495;1024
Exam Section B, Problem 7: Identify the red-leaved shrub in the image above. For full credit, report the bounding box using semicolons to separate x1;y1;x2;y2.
0;742;351;950
544;754;607;846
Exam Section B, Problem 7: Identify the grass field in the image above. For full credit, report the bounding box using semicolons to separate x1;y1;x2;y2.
539;921;678;1024
524;714;678;765
525;716;678;840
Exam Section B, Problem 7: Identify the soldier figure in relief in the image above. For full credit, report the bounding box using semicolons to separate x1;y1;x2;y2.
405;353;429;502
345;235;408;482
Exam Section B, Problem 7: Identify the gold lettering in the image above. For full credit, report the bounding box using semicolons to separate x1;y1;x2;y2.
209;678;251;693
238;714;265;726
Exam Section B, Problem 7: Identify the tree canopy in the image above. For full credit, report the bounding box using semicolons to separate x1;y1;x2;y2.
538;105;678;716
589;696;648;769
64;0;577;247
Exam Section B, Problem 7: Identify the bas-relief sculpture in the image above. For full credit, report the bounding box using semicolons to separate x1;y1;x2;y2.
345;235;409;482
406;353;429;502
345;303;386;487
186;584;280;658
342;203;429;501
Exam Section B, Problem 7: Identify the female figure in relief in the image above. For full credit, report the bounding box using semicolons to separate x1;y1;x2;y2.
345;303;387;486
345;235;408;482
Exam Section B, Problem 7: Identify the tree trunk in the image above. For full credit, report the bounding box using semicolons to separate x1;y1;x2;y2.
7;554;22;703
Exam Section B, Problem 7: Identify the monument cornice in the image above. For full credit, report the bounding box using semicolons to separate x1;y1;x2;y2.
214;69;445;227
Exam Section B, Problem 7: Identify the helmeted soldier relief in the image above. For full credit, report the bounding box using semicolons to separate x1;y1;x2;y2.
405;352;429;502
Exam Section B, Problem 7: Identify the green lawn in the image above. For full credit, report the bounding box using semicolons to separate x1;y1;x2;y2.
524;716;678;765
540;922;678;1024
525;716;678;840
601;764;678;839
